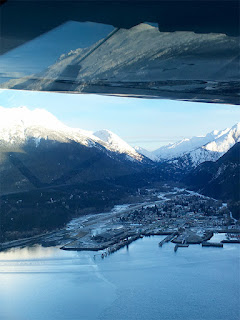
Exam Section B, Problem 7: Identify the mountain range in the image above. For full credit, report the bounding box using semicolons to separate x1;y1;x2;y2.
0;106;143;161
0;106;150;195
0;106;239;198
0;106;239;240
136;123;240;168
184;142;240;203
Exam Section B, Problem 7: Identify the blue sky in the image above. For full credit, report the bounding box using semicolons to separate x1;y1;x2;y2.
0;89;239;150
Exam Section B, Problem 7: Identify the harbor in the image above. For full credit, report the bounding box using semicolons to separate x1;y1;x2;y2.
1;187;240;254
58;186;240;256
1;235;239;320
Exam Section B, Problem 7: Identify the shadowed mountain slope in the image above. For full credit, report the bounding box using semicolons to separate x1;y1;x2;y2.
184;142;240;202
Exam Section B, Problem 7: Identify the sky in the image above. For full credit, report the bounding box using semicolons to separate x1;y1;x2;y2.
0;89;239;150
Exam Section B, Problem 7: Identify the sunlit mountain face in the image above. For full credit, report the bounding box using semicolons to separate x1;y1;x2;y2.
0;101;239;250
0;3;239;320
0;106;144;161
0;106;152;196
136;123;240;168
0;105;239;195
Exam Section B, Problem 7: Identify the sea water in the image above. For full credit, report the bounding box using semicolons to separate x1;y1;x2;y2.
0;236;239;320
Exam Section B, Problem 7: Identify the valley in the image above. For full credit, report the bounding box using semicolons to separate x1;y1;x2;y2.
0;106;239;250
0;10;239;320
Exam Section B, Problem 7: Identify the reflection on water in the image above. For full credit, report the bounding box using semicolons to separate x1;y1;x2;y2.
0;237;239;320
0;245;66;261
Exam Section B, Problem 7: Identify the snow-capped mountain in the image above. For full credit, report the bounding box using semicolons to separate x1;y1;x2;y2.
185;123;240;167
0;106;148;194
0;106;88;147
136;123;240;167
134;146;157;161
152;130;222;161
203;123;240;153
184;142;240;202
93;129;142;161
0;106;143;162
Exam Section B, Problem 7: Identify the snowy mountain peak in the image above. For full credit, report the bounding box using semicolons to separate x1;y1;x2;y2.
135;123;240;167
0;106;91;146
0;107;143;162
93;129;143;161
0;106;63;130
0;106;73;142
232;122;240;132
169;123;240;167
203;122;240;153
151;132;217;161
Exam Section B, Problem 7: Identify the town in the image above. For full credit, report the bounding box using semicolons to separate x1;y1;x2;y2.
1;186;239;253
60;187;240;255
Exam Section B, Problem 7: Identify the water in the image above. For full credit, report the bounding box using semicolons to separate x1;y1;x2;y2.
0;237;239;320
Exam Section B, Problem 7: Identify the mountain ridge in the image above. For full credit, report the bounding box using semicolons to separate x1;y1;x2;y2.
0;106;149;195
1;106;238;168
135;122;240;168
0;106;143;162
184;142;240;204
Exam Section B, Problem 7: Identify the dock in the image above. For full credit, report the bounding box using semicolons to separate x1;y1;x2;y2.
159;232;178;247
174;243;189;252
202;242;223;247
221;239;240;244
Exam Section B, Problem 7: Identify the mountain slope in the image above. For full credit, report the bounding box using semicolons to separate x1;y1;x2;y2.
0;106;93;147
0;106;144;162
184;142;240;202
134;146;157;161
93;129;142;161
180;123;240;167
136;123;240;168
152;130;222;161
0;107;147;194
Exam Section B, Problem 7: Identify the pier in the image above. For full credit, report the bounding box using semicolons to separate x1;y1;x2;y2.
221;239;240;243
159;232;178;247
202;242;223;247
174;243;189;252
